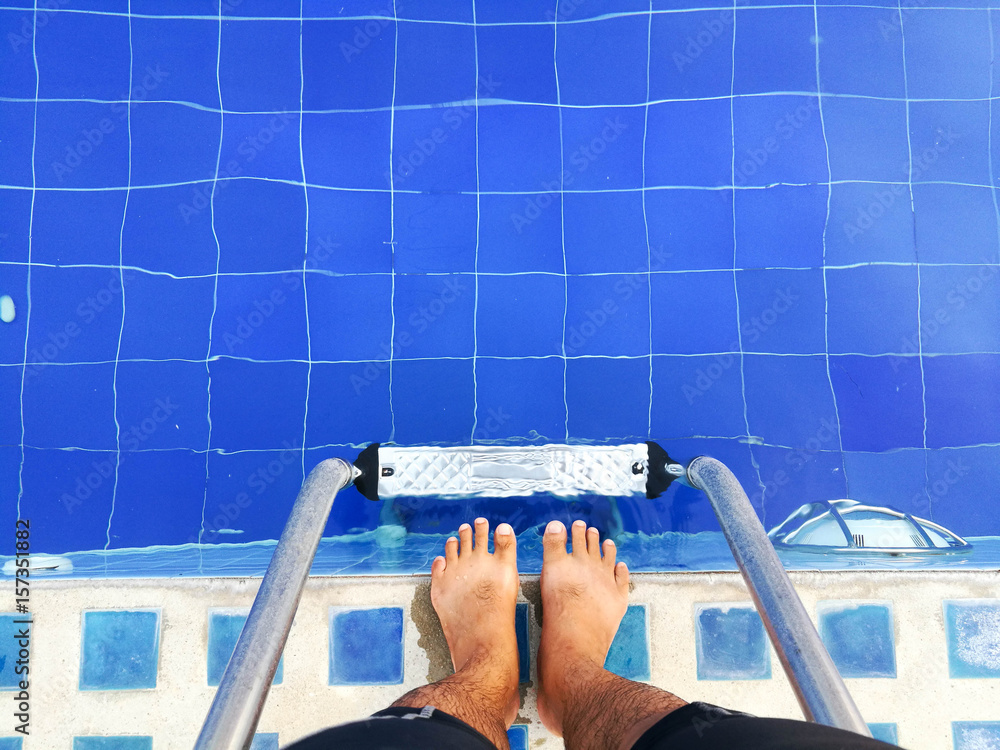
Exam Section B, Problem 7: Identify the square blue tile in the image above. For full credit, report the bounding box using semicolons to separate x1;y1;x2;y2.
818;602;896;678
817;7;905;98
0;103;32;187
842;449;931;520
0;10;37;98
394;194;477;274
507;725;528;750
744;355;838;448
652;355;747;440
0;189;31;263
121;275;214;361
646;100;732;188
695;604;771;680
918;265;1000;355
0;737;20;750
479;105;560;192
211;273;308;361
649;10;733;100
477;194;564;274
391;359;475;445
35;9;129;99
567;358;650;442
73;739;152;750
329;607;403;685
473;358;565;444
114;360;208;450
306;189;392;274
215;181;306;273
867;724;898;744
564;193;647;274
477;24;556;104
909;101;988;187
393;275;475;359
80;610;160;690
122;185;220;276
306;275;393;362
516;603;530;683
826;182;917;266
827;266;919;355
207;360;308;451
302;112;391;190
477;274;564;358
219;20;300;110
651;271;738;354
306;362;392;446
220;112;301;183
33;190;126;266
566;275;649;357
390;107;477;193
556;14;648;105
302;19;394;110
903;9;990;100
945;601;1000;678
953;721;1000;749
250;733;279;750
133;17;219;109
395;20;475;106
736;269;825;354
913;184;998;263
734;185;828;268
561;107;644;191
34;102;130;189
926;446;1000;537
925;354;1000;448
112;451;205;548
23;363;117;450
645;190;733;271
131;104;221;186
208;611;283;686
605;605;650;681
0;614;29;689
823;98;909;183
734;8;816;94
732;96;826;187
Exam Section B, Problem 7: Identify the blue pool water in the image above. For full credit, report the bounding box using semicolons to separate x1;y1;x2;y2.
1;1;999;573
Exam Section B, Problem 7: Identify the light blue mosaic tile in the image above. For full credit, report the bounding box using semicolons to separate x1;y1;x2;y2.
73;738;153;750
0;738;21;750
818;602;896;679
605;605;649;681
80;611;160;690
953;722;1000;749
208;611;283;686
329;607;403;685
945;600;1000;679
695;604;771;681
250;732;279;750
507;724;528;750
0;614;29;690
515;603;529;684
868;723;898;744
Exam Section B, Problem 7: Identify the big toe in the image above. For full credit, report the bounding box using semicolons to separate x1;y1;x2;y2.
543;520;568;561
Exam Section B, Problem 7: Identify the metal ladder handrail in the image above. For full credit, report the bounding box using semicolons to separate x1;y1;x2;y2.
194;458;355;750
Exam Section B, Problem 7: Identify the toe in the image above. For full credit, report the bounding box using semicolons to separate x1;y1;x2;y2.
570;520;587;557
602;538;617;569
614;561;630;595
458;523;473;556
445;536;459;564
431;555;446;577
586;526;601;560
474;517;489;552
542;520;568;560
494;523;517;563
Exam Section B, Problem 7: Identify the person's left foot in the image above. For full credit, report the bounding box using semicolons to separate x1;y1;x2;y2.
431;518;521;726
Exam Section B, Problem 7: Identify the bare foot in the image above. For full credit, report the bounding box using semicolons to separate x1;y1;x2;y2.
430;517;521;726
537;519;629;737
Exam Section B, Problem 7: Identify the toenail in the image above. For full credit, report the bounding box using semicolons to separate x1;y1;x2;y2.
545;520;564;534
496;523;513;535
476;517;487;524
573;520;586;528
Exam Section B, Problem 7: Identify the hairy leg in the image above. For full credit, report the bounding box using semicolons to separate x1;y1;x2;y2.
390;518;520;750
537;520;688;750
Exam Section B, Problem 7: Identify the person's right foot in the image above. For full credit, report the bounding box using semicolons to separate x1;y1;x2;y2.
536;519;630;737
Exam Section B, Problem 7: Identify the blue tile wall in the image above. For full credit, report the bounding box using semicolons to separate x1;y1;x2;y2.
507;724;528;750
0;738;20;750
0;614;26;690
944;601;1000;679
329;607;404;685
953;722;1000;750
208;611;284;686
695;604;771;681
80;610;160;690
73;739;152;750
818;602;896;679
867;724;898;745
250;733;279;750
605;605;650;681
2;2;1000;560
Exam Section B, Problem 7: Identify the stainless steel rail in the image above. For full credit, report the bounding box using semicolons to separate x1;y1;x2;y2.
685;455;871;736
194;458;355;750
